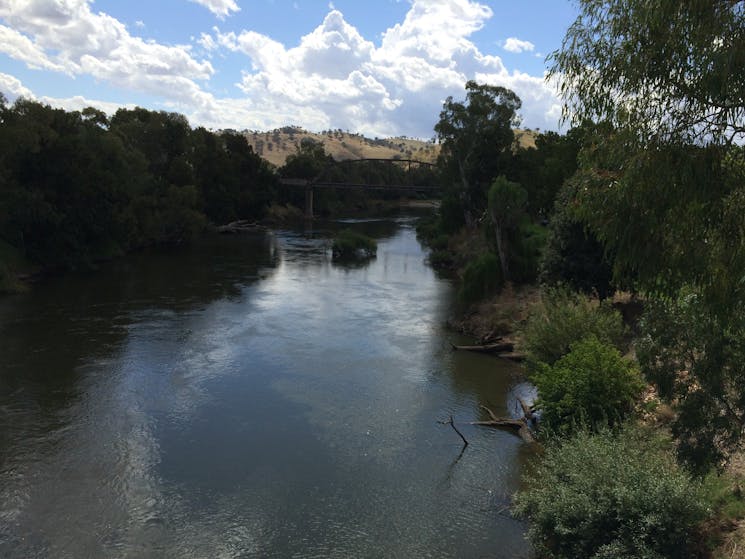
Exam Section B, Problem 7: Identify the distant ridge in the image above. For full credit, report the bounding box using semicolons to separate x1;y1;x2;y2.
244;126;537;167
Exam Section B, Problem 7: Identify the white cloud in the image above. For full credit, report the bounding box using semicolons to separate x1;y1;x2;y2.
503;37;535;53
0;0;562;137
0;71;34;99
0;24;68;72
0;0;214;105
208;0;560;136
0;71;137;116
188;0;240;19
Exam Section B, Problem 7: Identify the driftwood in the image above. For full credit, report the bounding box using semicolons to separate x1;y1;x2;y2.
217;220;266;234
470;405;535;443
450;341;514;354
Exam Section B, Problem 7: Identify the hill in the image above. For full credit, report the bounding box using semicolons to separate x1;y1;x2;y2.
244;126;537;167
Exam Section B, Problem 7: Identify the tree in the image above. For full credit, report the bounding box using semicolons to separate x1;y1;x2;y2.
487;176;526;282
549;1;745;299
551;0;745;147
550;0;745;470
279;137;332;180
435;81;521;227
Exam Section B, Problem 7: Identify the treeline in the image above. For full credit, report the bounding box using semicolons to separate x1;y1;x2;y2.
0;96;277;276
417;82;588;300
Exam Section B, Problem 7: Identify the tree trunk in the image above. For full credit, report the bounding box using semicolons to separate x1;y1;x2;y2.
490;209;510;282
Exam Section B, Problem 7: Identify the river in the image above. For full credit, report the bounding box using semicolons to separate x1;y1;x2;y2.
0;216;532;558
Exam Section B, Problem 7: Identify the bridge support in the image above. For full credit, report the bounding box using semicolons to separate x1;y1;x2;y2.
304;185;314;220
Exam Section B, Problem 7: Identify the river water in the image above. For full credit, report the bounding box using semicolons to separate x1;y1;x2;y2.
0;216;532;558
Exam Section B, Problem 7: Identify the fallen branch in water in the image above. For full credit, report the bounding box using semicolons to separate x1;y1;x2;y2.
470;405;535;443
438;414;469;448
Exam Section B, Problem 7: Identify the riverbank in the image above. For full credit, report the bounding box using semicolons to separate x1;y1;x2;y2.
446;284;539;348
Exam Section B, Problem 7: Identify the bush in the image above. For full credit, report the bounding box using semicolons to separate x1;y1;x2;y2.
515;427;710;559
331;229;377;260
523;288;627;365
458;252;503;304
540;187;615;299
530;336;644;435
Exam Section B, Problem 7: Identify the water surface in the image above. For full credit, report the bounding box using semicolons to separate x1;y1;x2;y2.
0;217;532;558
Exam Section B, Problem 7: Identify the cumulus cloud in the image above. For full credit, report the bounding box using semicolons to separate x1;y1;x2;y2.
0;70;137;116
0;24;68;72
209;0;560;136
0;0;213;105
188;0;240;19
0;0;561;137
503;37;535;53
0;71;34;99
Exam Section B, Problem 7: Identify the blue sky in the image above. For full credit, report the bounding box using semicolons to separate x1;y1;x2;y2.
0;0;578;138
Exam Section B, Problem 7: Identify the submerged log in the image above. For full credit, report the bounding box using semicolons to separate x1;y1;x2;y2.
450;341;514;354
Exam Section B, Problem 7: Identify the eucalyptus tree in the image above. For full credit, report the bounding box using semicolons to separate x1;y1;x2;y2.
550;0;745;471
435;81;522;227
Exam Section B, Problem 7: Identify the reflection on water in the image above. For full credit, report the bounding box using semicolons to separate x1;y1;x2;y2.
0;216;531;558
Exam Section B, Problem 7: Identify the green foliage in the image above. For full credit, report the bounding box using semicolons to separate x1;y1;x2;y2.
437;191;466;235
487;176;527;231
550;1;745;301
331;229;377;260
550;1;744;146
0;100;277;272
515;427;710;559
637;294;745;474
523;289;626;365
279;137;332;180
540;184;614;298
486;176;528;283
458;252;503;304
435;81;521;225
531;336;643;435
551;0;745;474
509;219;547;285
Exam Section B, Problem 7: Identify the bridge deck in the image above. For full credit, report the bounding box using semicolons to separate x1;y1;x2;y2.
279;179;439;192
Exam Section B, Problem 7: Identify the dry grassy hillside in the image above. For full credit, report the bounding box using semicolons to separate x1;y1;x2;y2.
244;126;537;167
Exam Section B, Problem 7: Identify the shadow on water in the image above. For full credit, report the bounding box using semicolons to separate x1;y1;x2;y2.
0;233;279;450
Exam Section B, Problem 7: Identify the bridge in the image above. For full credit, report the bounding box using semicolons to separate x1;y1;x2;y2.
279;158;441;219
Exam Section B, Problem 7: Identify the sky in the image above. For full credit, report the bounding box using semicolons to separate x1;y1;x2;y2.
0;0;579;138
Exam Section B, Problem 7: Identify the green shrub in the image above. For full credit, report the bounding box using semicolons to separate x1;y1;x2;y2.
331;229;377;260
523;288;626;365
531;336;644;435
515;427;710;559
458;252;503;304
